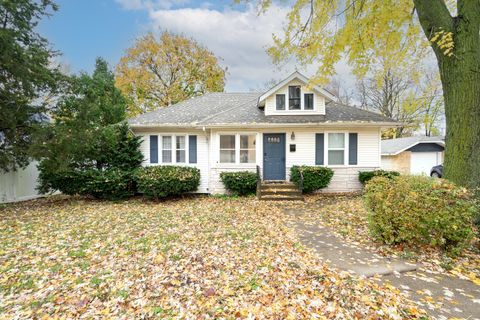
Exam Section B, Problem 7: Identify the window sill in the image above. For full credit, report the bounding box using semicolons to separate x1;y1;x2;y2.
213;163;257;169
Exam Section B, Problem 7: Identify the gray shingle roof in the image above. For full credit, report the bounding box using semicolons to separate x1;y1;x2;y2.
128;92;397;127
128;92;260;126
381;136;445;155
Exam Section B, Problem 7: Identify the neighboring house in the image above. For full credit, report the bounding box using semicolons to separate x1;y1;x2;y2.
128;72;398;194
0;162;42;203
381;136;445;175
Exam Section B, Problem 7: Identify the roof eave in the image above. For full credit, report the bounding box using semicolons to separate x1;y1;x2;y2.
200;121;400;128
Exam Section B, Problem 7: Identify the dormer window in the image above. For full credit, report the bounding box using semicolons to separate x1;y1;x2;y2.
288;86;301;110
304;93;314;110
276;94;285;110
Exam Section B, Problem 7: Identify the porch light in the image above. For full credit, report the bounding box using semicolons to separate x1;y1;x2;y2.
291;132;295;140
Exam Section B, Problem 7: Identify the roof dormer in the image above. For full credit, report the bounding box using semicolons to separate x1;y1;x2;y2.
258;71;336;116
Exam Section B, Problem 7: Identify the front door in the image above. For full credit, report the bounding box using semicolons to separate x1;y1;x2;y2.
263;133;286;180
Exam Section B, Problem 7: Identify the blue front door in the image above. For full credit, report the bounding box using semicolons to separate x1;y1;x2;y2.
263;133;286;180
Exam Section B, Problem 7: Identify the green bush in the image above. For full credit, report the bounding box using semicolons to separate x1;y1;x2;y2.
38;168;137;200
358;170;400;184
290;165;334;193
135;166;200;199
220;171;258;196
37;123;143;200
364;175;476;254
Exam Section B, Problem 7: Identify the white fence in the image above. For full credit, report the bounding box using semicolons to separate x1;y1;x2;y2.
0;162;43;203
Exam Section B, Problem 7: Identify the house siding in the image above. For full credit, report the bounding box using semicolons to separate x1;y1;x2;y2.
136;129;210;193
264;80;326;116
133;126;381;195
208;127;381;194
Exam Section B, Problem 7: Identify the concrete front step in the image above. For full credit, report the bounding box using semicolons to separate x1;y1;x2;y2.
261;190;302;196
261;182;296;188
260;195;304;201
258;181;303;201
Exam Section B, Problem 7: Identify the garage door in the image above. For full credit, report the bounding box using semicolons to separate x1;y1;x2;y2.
410;152;441;175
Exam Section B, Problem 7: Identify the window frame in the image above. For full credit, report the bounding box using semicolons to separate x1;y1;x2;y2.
288;85;301;110
276;94;286;110
175;135;186;163
219;134;236;164
154;134;189;164
304;93;314;110
161;135;173;164
218;133;257;165
239;134;256;164
315;130;354;168
327;132;346;166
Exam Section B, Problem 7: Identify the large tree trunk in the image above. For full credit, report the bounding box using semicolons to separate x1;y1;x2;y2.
439;37;480;189
414;0;480;190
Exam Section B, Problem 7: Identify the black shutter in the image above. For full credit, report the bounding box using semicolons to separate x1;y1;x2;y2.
315;133;324;165
150;135;158;163
349;133;358;165
189;135;197;163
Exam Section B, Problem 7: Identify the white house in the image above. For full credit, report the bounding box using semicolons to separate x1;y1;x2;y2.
381;136;445;176
129;72;398;194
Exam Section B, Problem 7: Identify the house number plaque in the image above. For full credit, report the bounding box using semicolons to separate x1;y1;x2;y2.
267;137;281;143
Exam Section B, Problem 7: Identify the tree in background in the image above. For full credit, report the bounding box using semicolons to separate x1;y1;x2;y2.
36;58;143;200
418;72;444;137
253;0;480;190
115;31;226;117
0;0;63;172
325;76;356;107
357;68;422;139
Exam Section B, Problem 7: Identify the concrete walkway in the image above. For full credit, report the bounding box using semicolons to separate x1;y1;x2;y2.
285;208;480;320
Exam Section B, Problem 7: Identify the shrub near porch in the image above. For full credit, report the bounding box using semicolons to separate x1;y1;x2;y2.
290;165;334;193
220;171;258;196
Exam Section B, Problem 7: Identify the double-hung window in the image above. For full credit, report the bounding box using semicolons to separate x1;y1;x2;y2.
328;133;346;165
304;93;314;110
162;136;172;163
220;135;236;163
176;136;186;163
276;94;285;110
288;86;301;110
219;134;256;164
240;135;256;163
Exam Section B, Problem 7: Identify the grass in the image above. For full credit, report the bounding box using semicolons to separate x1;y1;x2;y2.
0;195;424;318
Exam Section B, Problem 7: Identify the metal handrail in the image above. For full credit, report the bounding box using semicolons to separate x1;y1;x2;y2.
256;165;261;199
299;168;304;194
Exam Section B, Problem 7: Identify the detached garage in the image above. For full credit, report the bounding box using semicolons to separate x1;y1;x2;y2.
381;136;445;176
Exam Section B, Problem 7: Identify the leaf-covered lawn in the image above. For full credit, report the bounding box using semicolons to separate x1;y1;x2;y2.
299;194;480;286
0;196;424;318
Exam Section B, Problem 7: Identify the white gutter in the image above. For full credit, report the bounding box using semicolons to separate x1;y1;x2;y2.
130;121;400;130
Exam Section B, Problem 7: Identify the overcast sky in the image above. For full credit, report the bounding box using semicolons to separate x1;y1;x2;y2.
39;0;357;92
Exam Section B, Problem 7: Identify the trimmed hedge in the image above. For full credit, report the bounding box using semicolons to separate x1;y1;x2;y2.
359;170;400;184
364;175;476;254
220;171;258;196
37;168;137;201
290;165;334;193
135;166;200;199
